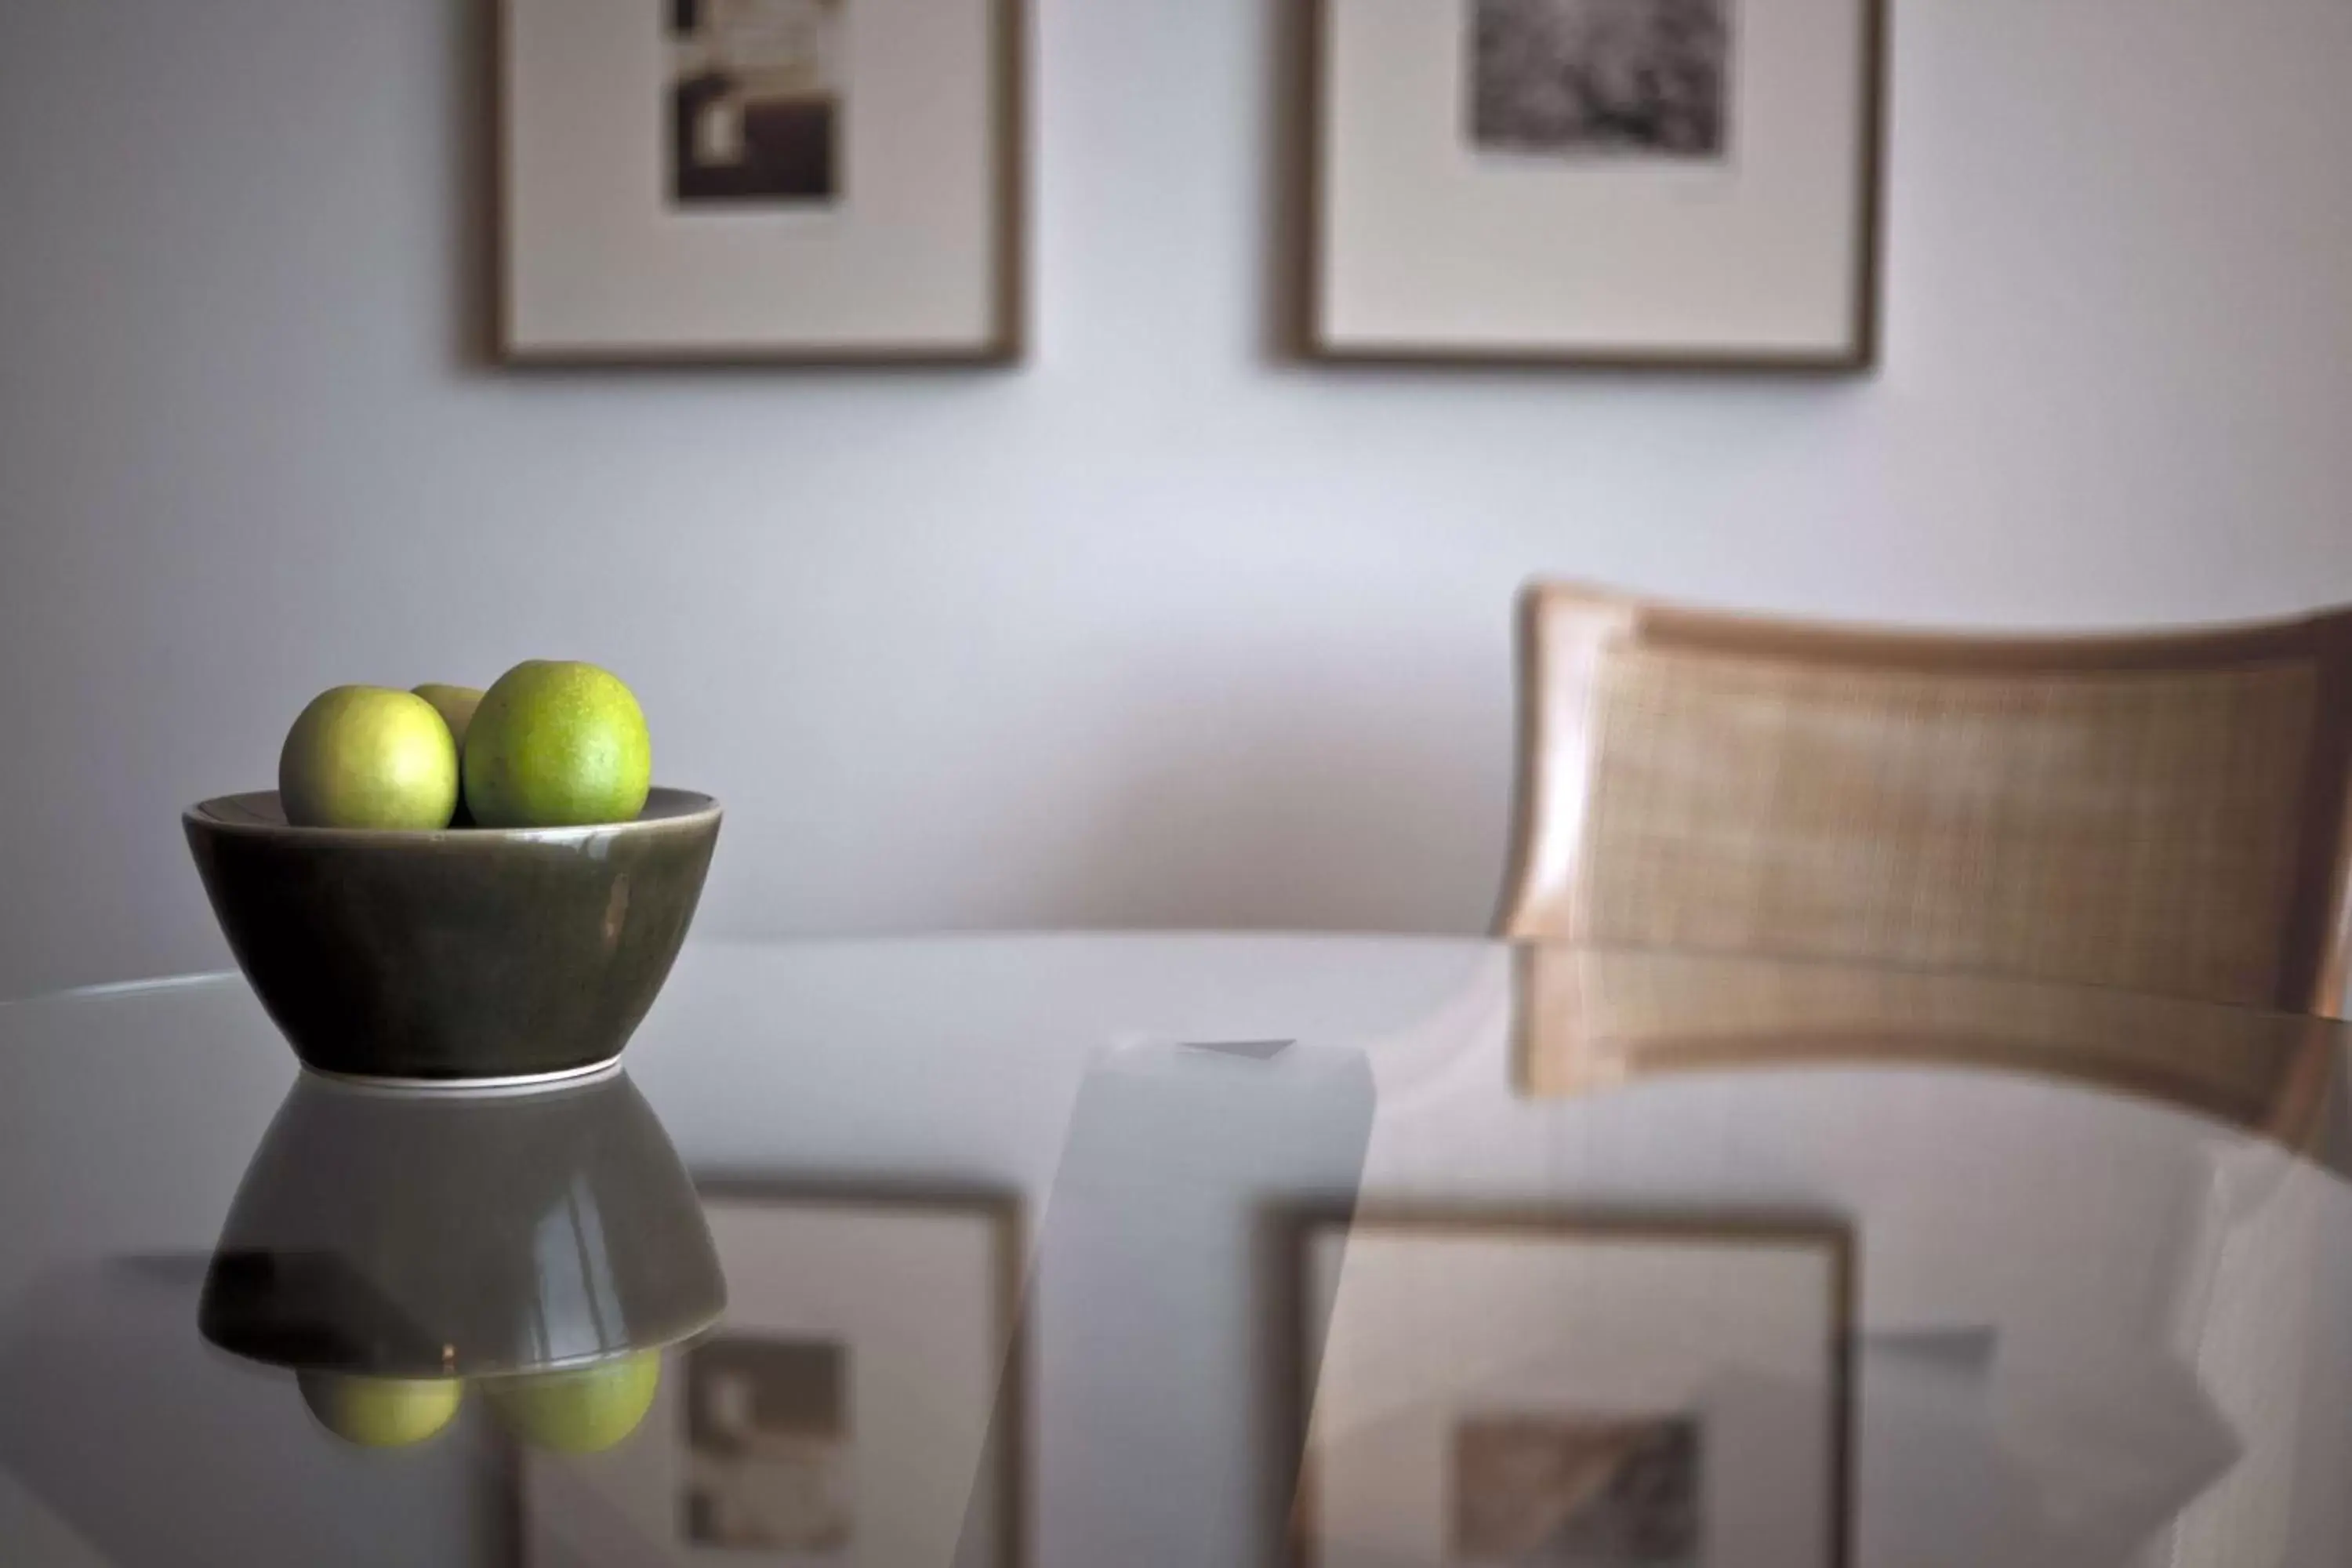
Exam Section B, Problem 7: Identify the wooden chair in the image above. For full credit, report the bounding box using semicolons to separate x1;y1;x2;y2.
1496;584;2352;1018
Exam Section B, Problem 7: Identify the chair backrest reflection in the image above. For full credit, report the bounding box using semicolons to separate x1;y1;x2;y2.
1515;944;2347;1167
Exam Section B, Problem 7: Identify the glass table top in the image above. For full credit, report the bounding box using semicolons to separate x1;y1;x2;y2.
3;935;2350;1567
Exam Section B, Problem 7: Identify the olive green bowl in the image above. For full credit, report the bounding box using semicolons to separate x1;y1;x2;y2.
184;789;720;1083
201;1069;725;1378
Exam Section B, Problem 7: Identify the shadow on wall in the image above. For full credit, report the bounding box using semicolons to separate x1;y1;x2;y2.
451;0;496;369
1022;655;1509;934
1260;0;1316;361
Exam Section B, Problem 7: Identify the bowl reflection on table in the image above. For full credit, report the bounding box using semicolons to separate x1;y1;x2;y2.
183;787;721;1082
200;1066;724;1384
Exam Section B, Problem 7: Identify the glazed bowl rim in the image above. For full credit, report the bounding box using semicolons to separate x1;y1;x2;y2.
184;786;721;847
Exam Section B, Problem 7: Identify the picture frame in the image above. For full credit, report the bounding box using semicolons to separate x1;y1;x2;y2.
498;0;1027;365
1302;0;1889;370
1290;1209;1853;1567
515;1185;1025;1568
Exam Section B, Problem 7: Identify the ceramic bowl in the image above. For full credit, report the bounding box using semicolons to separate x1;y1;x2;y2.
200;1068;724;1377
184;788;720;1083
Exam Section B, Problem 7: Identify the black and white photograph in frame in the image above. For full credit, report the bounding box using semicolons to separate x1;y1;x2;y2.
1294;1214;1852;1568
681;1334;855;1550
502;0;1023;362
669;0;847;205
1308;0;1882;367
1453;1413;1704;1565
1470;0;1733;162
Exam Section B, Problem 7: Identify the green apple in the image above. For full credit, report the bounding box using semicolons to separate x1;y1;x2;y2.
298;1371;463;1448
278;687;459;829
463;662;652;829
486;1352;660;1454
412;684;485;750
413;684;487;826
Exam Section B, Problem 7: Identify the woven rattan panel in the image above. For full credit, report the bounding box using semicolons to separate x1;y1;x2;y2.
1566;649;2319;1006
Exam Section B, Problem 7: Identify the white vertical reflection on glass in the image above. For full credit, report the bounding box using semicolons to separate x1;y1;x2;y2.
527;1175;619;1364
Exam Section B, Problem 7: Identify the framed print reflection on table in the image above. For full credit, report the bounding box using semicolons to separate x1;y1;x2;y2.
1305;0;1887;368
499;0;1025;363
517;1189;1022;1568
1293;1211;1852;1567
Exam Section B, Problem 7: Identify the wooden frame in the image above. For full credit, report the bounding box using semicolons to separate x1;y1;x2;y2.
495;0;1028;367
1496;583;2352;1018
1287;1206;1856;1568
1300;0;1890;372
516;1178;1025;1567
694;1180;1028;1568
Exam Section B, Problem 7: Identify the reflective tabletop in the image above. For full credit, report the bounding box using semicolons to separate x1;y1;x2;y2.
4;936;2350;1567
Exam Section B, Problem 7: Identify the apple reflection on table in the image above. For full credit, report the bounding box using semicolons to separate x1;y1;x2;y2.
199;1064;726;1454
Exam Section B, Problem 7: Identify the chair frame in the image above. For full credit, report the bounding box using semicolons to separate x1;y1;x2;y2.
1496;583;2352;1018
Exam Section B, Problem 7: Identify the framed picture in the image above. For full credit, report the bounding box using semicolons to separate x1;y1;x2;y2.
517;1189;1023;1567
1293;1211;1852;1567
1304;0;1887;368
499;0;1025;363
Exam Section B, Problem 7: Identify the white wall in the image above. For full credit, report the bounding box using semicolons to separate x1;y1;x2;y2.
3;0;2350;999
